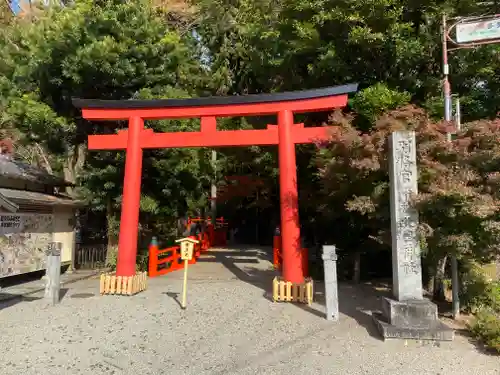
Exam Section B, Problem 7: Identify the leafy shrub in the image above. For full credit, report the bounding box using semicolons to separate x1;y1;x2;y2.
104;244;150;272
462;269;500;354
461;267;500;313
105;245;118;271
351;83;411;125
469;307;500;353
136;251;150;272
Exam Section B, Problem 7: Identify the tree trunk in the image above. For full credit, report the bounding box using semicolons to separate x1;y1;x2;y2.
433;255;448;301
427;272;435;295
106;199;119;248
35;143;53;174
353;251;361;283
63;143;87;196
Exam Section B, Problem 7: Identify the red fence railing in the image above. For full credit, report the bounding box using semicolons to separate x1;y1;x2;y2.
148;237;201;278
148;218;228;277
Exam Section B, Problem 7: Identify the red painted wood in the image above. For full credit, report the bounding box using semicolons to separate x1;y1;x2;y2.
116;116;144;277
277;110;303;283
200;116;217;132
273;235;309;277
87;126;330;150
79;90;353;283
81;95;348;120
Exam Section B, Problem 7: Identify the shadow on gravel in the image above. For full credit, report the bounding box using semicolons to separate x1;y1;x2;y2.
294;281;387;341
59;288;69;302
0;293;41;310
0;287;71;310
164;291;183;309
198;245;387;340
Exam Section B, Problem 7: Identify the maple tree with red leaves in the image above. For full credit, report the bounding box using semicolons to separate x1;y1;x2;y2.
316;106;500;296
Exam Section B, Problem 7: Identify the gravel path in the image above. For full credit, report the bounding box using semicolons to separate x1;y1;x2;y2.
0;246;498;375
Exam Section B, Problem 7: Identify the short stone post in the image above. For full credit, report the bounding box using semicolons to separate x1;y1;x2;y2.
45;242;62;305
322;245;339;321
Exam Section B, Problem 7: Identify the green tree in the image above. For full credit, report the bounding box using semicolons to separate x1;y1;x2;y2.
0;0;201;181
0;0;209;246
351;83;411;128
195;0;500;119
0;1;12;25
316;106;500;290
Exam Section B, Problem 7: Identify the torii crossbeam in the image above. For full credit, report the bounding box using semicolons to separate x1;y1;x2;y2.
73;83;358;283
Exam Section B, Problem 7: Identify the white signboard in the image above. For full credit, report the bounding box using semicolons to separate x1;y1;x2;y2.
456;18;500;43
180;241;194;261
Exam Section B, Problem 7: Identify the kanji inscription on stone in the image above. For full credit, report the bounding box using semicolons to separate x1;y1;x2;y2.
389;131;423;301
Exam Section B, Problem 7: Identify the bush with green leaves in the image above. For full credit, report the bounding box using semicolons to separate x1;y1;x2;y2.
105;245;119;271
461;266;500;313
469;306;500;353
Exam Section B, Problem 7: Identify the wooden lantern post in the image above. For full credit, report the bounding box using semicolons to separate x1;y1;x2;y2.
176;237;200;309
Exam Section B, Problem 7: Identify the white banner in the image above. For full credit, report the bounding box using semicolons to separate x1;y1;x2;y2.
456;18;500;43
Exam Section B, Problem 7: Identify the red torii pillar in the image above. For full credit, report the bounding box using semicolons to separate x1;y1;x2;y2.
73;84;357;283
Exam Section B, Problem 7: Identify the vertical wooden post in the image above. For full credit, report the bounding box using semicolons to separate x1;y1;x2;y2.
278;110;303;283
177;238;198;309
116;116;144;277
181;259;189;309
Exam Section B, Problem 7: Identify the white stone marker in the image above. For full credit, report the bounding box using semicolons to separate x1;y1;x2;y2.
45;242;62;305
322;245;339;321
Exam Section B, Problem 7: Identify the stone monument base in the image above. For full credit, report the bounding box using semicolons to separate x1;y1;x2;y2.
373;297;454;341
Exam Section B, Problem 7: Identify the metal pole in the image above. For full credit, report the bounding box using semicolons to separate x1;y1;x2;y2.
451;96;461;320
443;14;460;319
455;97;461;131
442;14;453;141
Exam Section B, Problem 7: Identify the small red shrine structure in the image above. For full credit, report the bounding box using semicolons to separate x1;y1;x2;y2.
73;84;357;284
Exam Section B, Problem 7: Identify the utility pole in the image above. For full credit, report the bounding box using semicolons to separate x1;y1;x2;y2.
441;10;500;320
451;96;461;320
442;15;453;131
210;150;217;224
442;13;459;318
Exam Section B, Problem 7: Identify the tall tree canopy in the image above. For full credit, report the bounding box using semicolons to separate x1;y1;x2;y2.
195;0;500;120
1;0;499;278
0;0;211;243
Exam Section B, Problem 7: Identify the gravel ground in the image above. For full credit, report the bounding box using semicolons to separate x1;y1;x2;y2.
0;246;498;375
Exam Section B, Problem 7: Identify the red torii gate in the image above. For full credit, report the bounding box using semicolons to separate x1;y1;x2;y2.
73;84;357;284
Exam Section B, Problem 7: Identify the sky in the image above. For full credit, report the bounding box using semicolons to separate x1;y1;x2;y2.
8;1;55;15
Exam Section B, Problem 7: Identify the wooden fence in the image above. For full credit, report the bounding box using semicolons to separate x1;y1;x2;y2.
148;222;227;277
75;243;108;269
